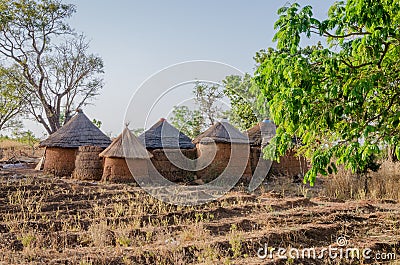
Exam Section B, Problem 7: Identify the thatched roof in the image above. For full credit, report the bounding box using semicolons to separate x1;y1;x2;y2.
39;110;111;148
246;120;276;146
99;128;152;159
139;118;195;149
193;120;251;144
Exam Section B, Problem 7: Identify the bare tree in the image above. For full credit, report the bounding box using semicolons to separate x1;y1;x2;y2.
39;34;104;126
0;0;104;134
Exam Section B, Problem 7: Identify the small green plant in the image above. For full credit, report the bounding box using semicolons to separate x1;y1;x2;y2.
117;236;132;247
228;224;242;258
19;234;36;248
195;212;204;223
197;244;220;264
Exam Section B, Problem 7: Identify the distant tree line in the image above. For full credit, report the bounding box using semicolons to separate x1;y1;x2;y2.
169;75;265;139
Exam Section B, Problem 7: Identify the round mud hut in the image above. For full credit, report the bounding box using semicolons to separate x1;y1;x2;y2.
73;146;104;181
246;119;308;177
99;127;153;183
193;120;252;183
139;118;197;182
39;110;111;177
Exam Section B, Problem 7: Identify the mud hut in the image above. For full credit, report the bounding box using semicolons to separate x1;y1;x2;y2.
139;118;196;182
246;119;308;177
39;110;111;177
193;120;252;182
99;127;153;183
246;119;276;176
73;146;104;181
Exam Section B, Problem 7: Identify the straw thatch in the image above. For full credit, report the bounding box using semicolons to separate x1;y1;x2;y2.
73;146;104;181
39;110;111;148
138;118;197;182
246;119;276;147
40;110;111;177
43;147;77;177
99;128;153;183
100;128;152;159
139;118;195;149
195;120;252;182
193;120;251;144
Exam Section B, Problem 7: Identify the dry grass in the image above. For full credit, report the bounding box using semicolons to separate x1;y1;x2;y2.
322;161;400;201
0;140;43;162
0;139;27;149
0;168;398;264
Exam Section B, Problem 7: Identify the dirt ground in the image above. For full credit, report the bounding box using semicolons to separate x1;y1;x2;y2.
0;168;399;265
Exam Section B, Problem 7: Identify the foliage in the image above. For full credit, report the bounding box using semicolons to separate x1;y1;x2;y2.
222;73;262;130
193;82;225;126
170;82;225;136
132;128;144;136
254;1;400;185
0;129;39;147
92;119;102;128
0;0;104;134
11;130;38;147
170;106;204;138
0;66;29;131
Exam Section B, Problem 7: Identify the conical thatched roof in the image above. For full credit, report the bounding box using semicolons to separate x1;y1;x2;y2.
139;118;195;149
39;110;111;148
193;120;251;144
246;119;276;146
99;127;152;159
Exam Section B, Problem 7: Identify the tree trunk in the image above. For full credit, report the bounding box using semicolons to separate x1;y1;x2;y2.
388;145;398;162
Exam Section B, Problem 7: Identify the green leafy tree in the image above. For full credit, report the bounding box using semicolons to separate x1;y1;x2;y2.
0;66;29;131
222;73;263;130
11;128;38;148
254;1;400;185
0;0;104;134
170;106;204;138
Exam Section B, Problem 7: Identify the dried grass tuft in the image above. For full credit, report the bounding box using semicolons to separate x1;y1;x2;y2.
322;161;400;201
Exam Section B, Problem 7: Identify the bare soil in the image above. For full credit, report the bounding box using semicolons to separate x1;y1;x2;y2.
0;168;399;265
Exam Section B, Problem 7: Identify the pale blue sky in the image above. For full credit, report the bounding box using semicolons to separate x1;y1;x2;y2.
28;0;336;138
